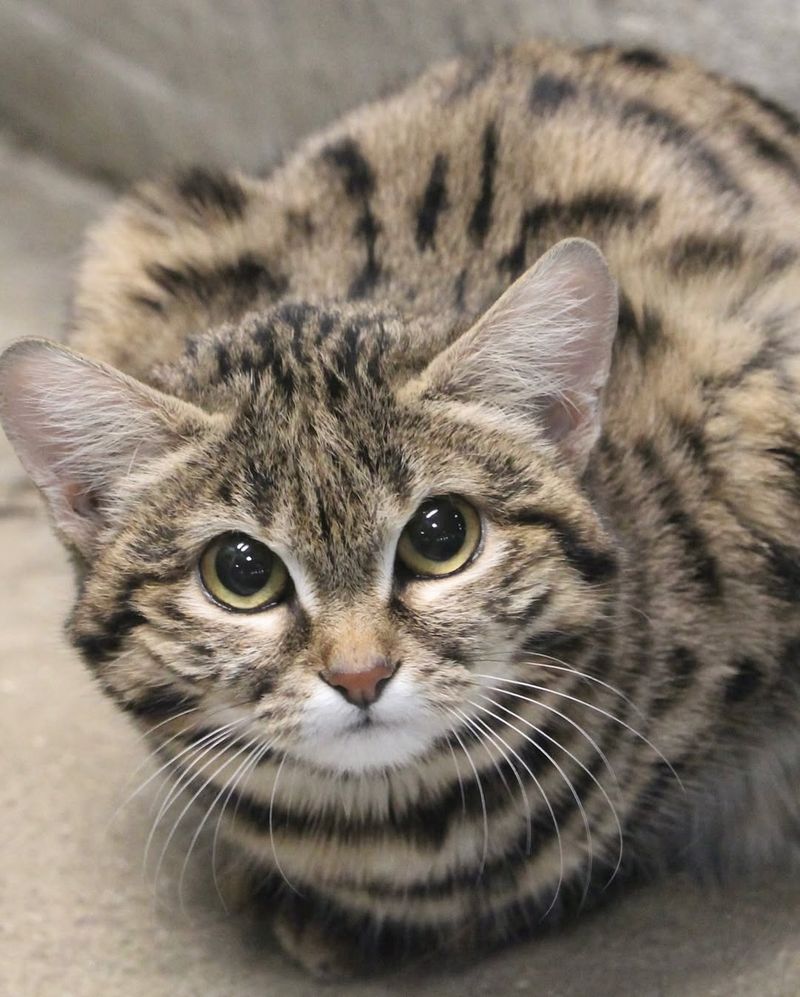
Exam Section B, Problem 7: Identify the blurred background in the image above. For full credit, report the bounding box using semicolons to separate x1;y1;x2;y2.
2;2;800;996
2;0;800;182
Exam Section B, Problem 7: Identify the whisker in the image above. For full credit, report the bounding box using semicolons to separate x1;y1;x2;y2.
177;734;268;913
445;709;489;876
452;705;532;854
474;674;684;791
153;730;256;908
476;681;618;789
212;739;274;911
464;707;567;919
143;723;243;878
446;736;468;817
114;719;240;837
469;700;594;903
269;753;302;896
476;695;625;893
517;652;642;716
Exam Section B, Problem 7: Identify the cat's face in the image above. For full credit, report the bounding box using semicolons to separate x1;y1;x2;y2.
0;239;619;776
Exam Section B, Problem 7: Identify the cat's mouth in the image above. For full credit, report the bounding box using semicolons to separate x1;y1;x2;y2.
345;711;378;732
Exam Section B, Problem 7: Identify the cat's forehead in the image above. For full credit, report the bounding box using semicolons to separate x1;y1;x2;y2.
166;301;433;411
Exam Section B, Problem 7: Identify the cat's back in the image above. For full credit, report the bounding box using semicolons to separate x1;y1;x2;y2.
70;39;800;399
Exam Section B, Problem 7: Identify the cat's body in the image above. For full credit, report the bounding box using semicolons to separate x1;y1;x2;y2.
3;41;800;976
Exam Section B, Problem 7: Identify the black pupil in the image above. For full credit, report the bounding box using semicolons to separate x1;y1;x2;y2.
407;498;466;562
215;535;272;597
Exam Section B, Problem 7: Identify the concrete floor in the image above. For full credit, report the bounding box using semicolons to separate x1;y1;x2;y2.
2;132;800;997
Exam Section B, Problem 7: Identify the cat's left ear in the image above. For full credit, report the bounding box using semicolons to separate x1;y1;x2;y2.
0;339;217;554
411;238;618;470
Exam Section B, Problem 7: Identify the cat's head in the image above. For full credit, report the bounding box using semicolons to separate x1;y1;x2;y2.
0;238;620;774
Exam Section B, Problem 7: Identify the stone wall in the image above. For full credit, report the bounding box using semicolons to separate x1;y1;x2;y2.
1;0;798;182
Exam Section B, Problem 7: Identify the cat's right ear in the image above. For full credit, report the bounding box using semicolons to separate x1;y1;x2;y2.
404;238;618;471
0;339;216;554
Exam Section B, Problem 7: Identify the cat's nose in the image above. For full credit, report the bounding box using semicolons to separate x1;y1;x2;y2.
320;657;397;707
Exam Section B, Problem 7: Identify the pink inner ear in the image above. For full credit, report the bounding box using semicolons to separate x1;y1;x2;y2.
64;482;101;520
541;391;585;442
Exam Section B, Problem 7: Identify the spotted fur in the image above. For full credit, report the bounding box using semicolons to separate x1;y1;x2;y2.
4;40;800;976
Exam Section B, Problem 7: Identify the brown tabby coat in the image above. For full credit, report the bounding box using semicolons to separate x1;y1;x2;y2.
3;40;800;976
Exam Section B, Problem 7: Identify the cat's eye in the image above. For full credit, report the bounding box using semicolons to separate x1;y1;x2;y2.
199;532;289;611
396;495;482;578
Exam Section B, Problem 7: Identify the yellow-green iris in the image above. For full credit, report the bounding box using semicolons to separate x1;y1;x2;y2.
396;496;482;578
200;532;288;611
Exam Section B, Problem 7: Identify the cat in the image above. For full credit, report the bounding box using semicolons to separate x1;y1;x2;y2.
3;38;800;978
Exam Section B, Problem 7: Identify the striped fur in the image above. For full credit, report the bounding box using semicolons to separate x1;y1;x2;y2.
5;40;800;976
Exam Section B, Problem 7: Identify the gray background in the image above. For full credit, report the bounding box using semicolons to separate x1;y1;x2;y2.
1;2;800;995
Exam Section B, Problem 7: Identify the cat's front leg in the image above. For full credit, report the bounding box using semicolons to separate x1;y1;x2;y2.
272;905;364;980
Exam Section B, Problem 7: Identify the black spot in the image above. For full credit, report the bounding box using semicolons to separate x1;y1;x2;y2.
617;47;669;71
129;292;165;314
244;458;273;501
634;441;723;599
509;509;618;585
614;292;663;360
498;192;658;277
733;82;800;137
621;100;749;205
218;479;233;504
321;138;376;198
529;73;578;113
316;489;332;540
724;658;762;703
316;313;336;343
215;343;232;380
322;139;384;298
469;123;498;246
252;323;296;399
767;443;800;498
349;209;383;298
147;253;287;307
415;153;449;250
74;609;147;667
174;167;248;220
323;364;347;403
285;209;315;238
122;685;200;718
651;646;698;717
334;323;362;380
668;234;744;274
453;268;468;311
741;124;800;184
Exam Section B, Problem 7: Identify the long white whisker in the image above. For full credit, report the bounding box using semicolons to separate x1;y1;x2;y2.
445;709;489;876
464;707;566;918
452;706;532;854
446;736;468;817
178;734;268;911
473;677;619;790
143;723;242;877
478;693;624;888
154;732;257;909
517;652;641;716
212;739;274;911
474;674;684;791
471;698;594;907
269;753;302;895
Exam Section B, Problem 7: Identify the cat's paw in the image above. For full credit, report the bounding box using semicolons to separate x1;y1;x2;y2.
273;908;362;980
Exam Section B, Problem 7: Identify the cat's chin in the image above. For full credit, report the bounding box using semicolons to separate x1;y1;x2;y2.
289;722;436;774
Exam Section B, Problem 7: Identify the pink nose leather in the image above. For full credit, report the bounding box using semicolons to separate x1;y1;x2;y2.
321;659;397;707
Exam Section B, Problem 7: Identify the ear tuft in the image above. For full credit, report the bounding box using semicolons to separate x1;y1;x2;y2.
420;238;618;469
0;339;212;552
